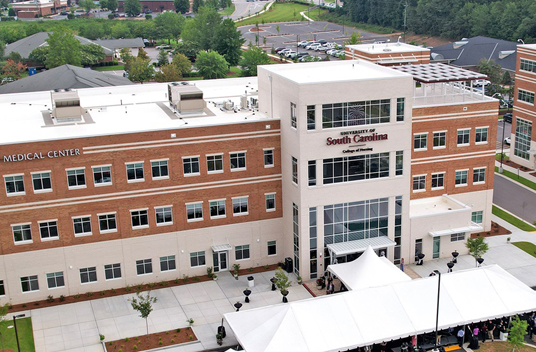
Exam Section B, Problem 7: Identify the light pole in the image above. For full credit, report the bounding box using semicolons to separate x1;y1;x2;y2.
433;270;441;351
13;314;25;352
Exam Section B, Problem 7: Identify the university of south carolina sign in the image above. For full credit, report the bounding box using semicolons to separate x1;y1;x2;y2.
3;148;81;163
326;129;388;153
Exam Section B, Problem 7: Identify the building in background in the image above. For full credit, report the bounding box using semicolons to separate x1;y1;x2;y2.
11;0;67;18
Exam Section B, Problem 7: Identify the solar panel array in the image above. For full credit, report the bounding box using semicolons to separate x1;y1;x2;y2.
392;63;488;83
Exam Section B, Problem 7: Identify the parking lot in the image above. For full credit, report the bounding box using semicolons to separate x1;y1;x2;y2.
238;21;388;60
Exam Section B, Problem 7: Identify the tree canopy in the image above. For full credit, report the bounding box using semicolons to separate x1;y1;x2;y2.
154;11;184;43
124;0;141;17
239;45;270;77
45;29;82;68
174;0;190;14
194;50;228;79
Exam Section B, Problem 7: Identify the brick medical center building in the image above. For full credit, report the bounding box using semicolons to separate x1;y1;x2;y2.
0;43;498;304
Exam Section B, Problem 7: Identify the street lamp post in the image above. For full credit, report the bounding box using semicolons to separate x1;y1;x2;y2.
500;117;506;173
433;270;441;351
13;314;25;352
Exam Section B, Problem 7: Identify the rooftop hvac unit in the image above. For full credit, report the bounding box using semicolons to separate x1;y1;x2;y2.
168;83;206;114
240;95;247;110
249;97;258;109
50;89;83;122
224;100;234;110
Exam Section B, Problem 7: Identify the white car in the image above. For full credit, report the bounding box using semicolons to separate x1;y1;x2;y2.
306;43;320;50
504;137;511;145
326;49;337;55
315;45;329;52
298;41;309;47
285;50;297;58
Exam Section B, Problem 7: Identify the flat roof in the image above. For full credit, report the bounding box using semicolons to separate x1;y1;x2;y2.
346;42;430;55
518;44;536;51
391;63;488;83
259;60;412;85
0;77;267;146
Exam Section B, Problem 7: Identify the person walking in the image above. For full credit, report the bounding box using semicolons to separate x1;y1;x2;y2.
457;328;465;347
481;322;488;343
487;320;495;342
400;258;405;272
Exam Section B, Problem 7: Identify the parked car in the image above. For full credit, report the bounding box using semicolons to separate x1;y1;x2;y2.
474;79;491;87
306;42;320;50
315;45;329;52
60;10;68;15
318;39;328;45
504;137;511;145
278;48;291;56
503;113;513;124
274;47;286;53
298;41;309;47
286;50;297;58
296;52;309;58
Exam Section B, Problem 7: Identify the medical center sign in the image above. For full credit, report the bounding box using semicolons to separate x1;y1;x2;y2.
326;129;388;153
3;148;81;163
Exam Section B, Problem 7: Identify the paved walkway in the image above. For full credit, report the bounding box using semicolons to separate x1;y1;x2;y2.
408;214;536;287
10;270;311;352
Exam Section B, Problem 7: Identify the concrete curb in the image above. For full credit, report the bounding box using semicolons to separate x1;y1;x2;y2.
493;204;536;230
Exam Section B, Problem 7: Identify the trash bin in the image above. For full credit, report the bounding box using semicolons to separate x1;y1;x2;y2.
284;257;293;273
247;276;254;287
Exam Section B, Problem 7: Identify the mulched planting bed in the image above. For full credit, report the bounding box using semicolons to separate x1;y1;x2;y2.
8;264;279;313
105;327;197;352
502;159;532;171
471;221;511;238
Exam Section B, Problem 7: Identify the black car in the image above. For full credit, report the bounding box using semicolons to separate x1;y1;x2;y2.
318;39;328;45
296;52;309;58
503;113;512;123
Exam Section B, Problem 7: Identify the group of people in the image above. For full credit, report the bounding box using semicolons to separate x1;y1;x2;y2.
464;318;509;349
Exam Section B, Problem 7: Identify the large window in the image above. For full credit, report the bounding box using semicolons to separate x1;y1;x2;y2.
232;197;249;216
136;259;153;275
309;207;317;278
13;224;32;243
413;175;426;191
190;251;206;267
293;203;299;275
67;169;86;188
457;129;470;146
451;232;465;242
307;105;315;130
93;166;112;185
431;173;445;189
264;149;274;167
186;202;203;221
475;127;488;144
210;200;226;218
46;272;65;289
207;154;223;173
433;132;446;148
472;211;483;224
80;267;97;283
268;240;277;256
265;193;275;211
414;133;427;150
155;206;173;225
323;153;389;184
32;172;52;192
396;98;405;122
291;102;297;128
230;152;246;170
455;170;468;186
151;160;169;179
518;89;535;104
235;245;250;260
126;163;144;181
183;157;200;175
514;118;532;160
396;151;403;176
73;216;92;236
521;59;536;73
292;157;298;184
105;263;122;280
21;275;39;292
322;99;390;128
39;220;59;240
394;196;402;265
473;167;486;184
160;255;176;271
324;198;389;246
131;209;149;228
308;160;316;186
5;175;25;194
98;213;117;232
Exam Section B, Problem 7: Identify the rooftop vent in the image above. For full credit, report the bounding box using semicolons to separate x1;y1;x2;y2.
168;83;206;114
431;52;445;61
453;40;468;49
498;50;515;59
51;89;83;122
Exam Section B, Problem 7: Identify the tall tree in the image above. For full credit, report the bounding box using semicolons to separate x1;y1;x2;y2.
239;45;270;77
45;29;82;68
154;11;184;43
214;18;244;66
107;0;118;12
138;47;149;60
111;22;131;38
174;0;190;13
192;0;204;13
171;52;192;75
157;49;168;66
124;0;141;17
182;7;222;51
154;63;181;82
129;292;157;337
79;0;94;12
128;57;154;82
194;50;228;79
80;43;106;65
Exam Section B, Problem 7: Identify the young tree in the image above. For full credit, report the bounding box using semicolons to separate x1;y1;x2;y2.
8;7;15;16
239;45;270;77
477;58;502;84
154;63;181;82
174;0;190;14
508;315;528;352
214;18;244;67
124;0;141;17
6;51;23;63
2;59;27;79
137;47;149;60
345;31;362;45
465;237;489;264
274;268;292;293
129;292;158;337
194;50;228;79
171;52;192;75
45;29;82;68
192;0;204;13
157;49;168;66
29;46;49;65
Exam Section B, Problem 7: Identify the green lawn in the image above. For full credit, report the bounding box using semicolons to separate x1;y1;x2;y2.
93;65;125;71
495;166;536;192
304;7;328;21
219;4;235;16
227;66;242;77
492;205;536;232
512;241;536;258
0;317;35;352
236;3;313;26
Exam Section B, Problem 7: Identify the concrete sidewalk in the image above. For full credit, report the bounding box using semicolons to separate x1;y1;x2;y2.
496;159;536;187
408;214;536;288
12;270;311;352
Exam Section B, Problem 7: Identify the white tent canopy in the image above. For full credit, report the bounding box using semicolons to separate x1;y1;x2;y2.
225;265;536;352
327;246;411;290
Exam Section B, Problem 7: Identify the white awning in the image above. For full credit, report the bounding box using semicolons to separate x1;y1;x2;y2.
212;244;232;252
429;223;483;237
327;236;396;256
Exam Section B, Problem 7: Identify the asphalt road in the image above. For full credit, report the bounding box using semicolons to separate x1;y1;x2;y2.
497;118;512;151
229;0;267;20
493;174;536;224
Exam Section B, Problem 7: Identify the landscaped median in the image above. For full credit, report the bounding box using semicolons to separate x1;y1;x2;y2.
492;205;536;232
512;241;536;258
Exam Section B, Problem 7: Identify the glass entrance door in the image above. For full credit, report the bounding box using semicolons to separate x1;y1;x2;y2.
213;251;229;272
433;237;440;259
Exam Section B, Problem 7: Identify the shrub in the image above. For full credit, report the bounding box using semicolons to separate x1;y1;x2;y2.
22;304;27;308
159;341;163;345
174;278;180;284
109;342;113;345
133;345;138;350
74;294;81;299
192;276;200;282
86;292;93;297
125;285;132;292
125;338;129;342
171;339;175;343
47;295;54;303
59;295;66;302
100;291;106;296
189;335;193;340
99;334;105;341
136;284;143;291
111;289;116;294
34;302;40;306
148;282;156;288
176;328;181;333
